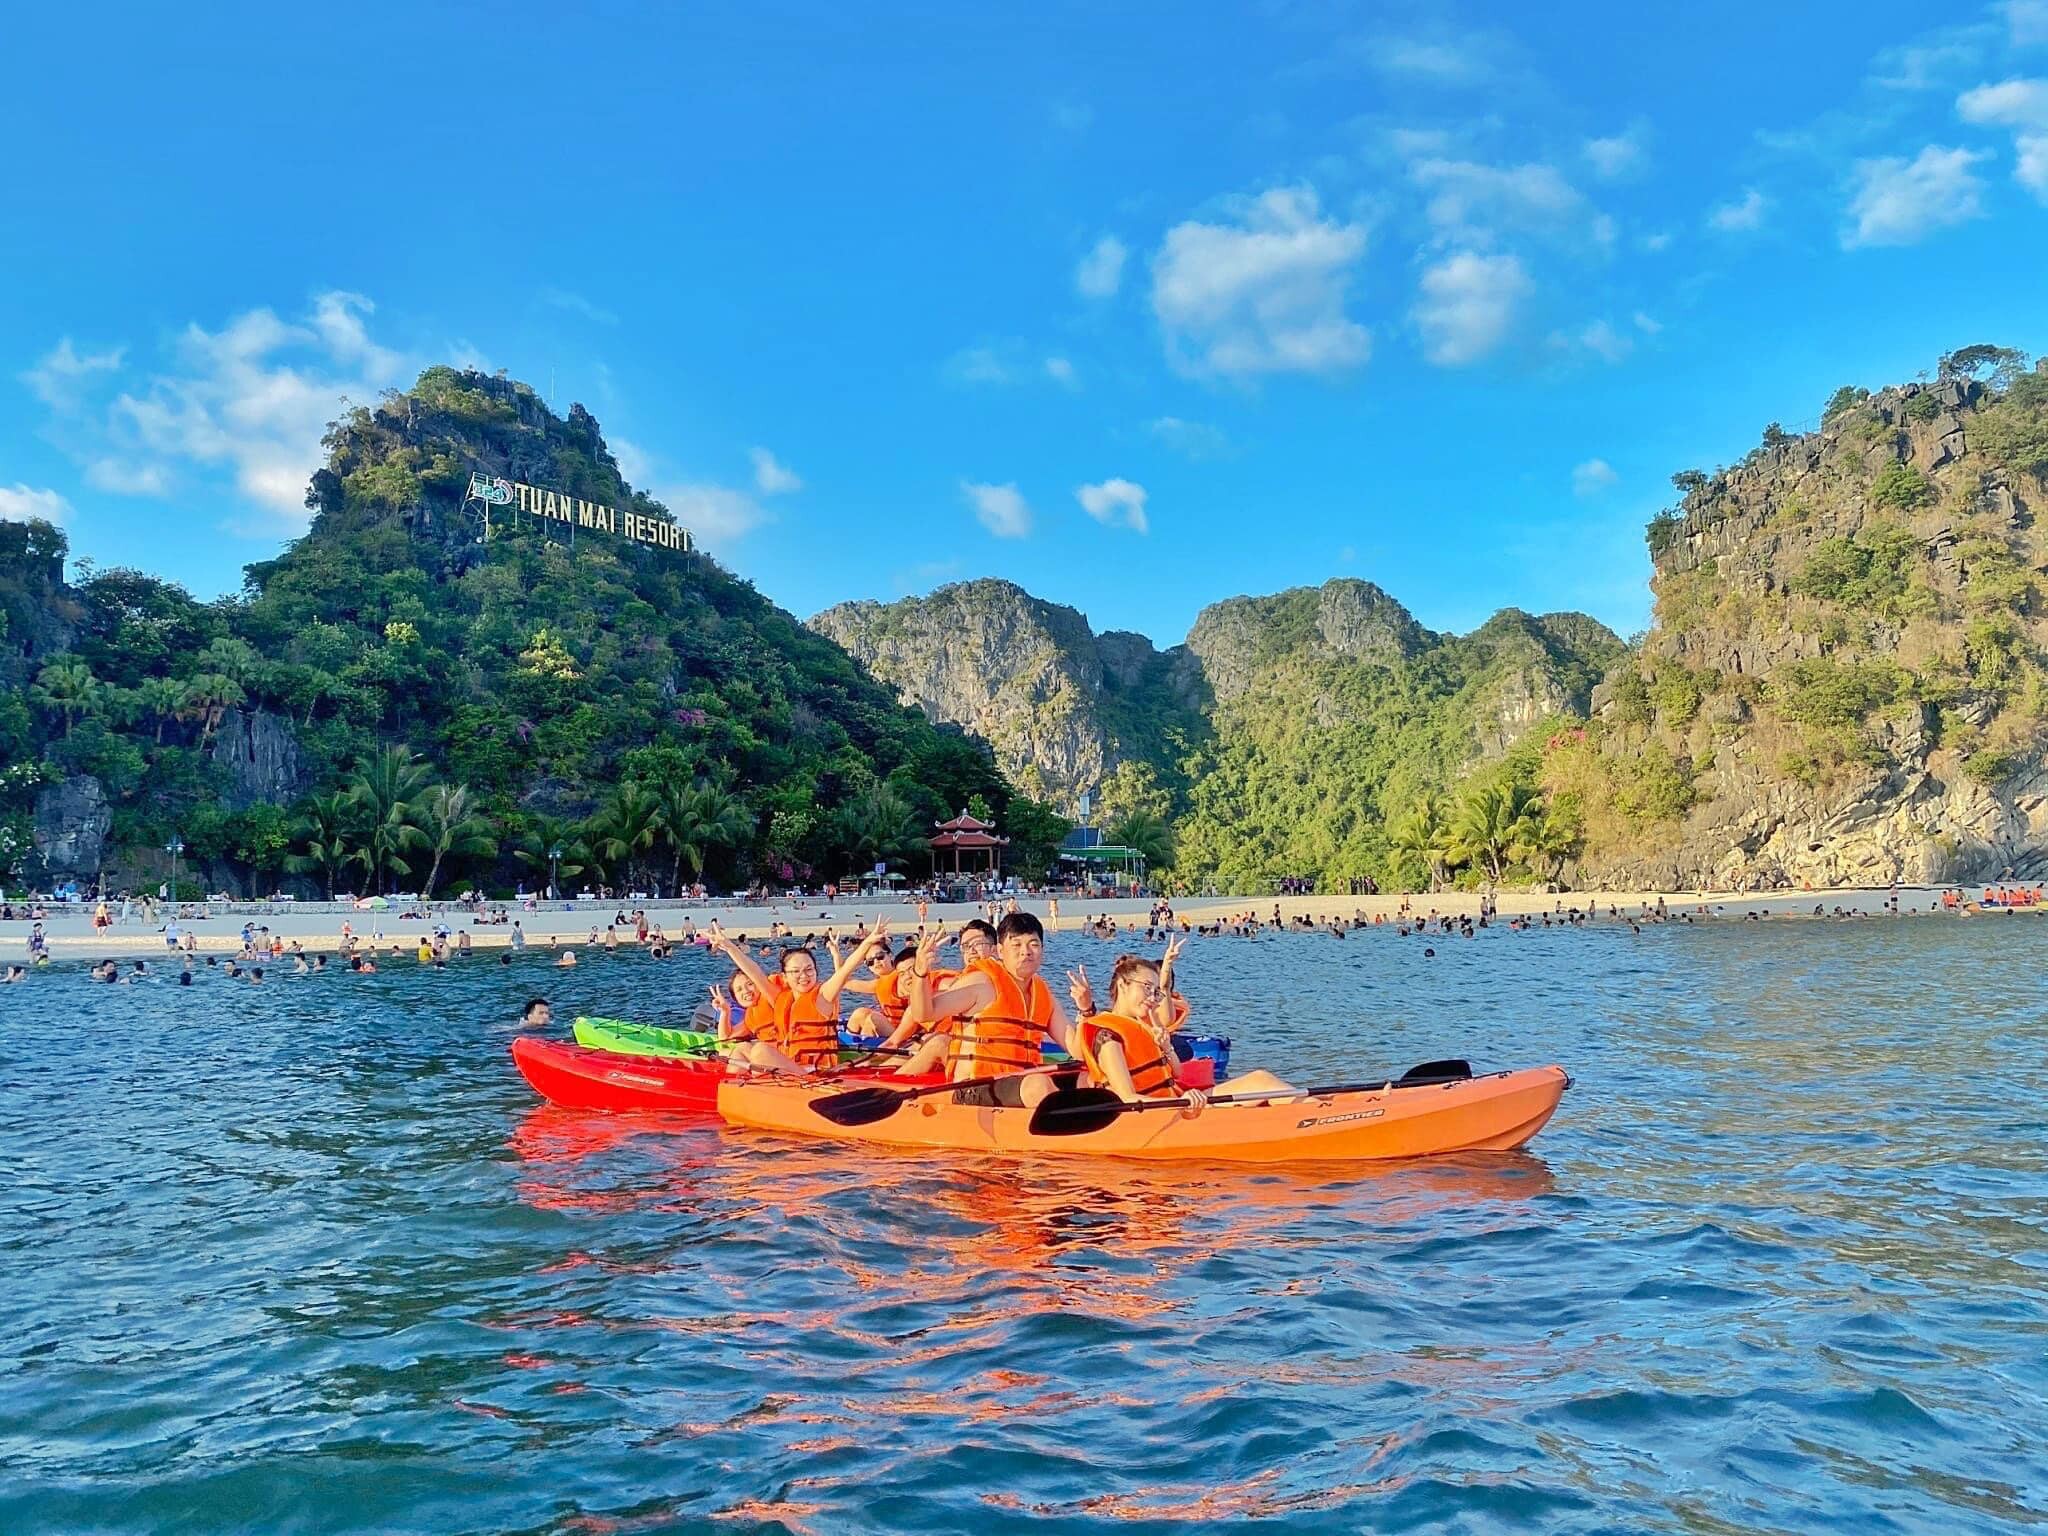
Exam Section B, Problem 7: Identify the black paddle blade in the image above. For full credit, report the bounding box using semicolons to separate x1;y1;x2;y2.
808;1086;907;1126
1398;1058;1472;1084
1026;1086;1127;1138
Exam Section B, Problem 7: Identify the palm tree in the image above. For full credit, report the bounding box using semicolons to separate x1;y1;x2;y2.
179;672;247;749
31;657;101;736
828;782;921;879
513;814;591;896
134;677;186;744
349;746;432;892
1450;781;1544;886
285;791;363;899
589;782;663;891
1388;792;1451;891
656;780;754;891
1516;793;1581;883
1107;810;1175;871
416;783;497;899
196;636;260;685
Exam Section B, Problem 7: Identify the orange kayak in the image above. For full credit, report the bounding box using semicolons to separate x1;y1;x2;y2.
716;1065;1569;1164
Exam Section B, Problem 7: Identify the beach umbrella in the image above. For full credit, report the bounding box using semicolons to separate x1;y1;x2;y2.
356;896;391;910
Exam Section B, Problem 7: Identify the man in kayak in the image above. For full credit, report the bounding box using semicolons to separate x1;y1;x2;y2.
903;912;1084;1109
880;919;999;1072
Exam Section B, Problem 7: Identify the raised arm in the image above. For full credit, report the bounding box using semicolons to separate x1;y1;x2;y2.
707;922;772;994
818;929;884;1009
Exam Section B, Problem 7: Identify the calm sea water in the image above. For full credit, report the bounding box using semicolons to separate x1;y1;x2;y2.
3;917;2045;1534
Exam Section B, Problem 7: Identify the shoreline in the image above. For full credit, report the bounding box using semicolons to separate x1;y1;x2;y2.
4;885;2028;963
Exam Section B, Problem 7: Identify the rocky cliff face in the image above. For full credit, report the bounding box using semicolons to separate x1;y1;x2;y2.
809;580;1200;810
204;708;307;810
1569;358;2048;887
32;774;109;879
816;575;1623;869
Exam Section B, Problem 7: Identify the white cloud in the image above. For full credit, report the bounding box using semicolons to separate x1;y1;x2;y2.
1843;145;1988;246
1075;235;1127;298
1957;77;2048;200
1413;251;1530;366
1583;127;1648;179
28;293;415;531
1708;188;1767;231
1871;30;1992;91
21;338;125;409
0;484;71;526
1642;230;1674;252
85;458;170;495
1368;37;1488;82
608;435;653;487
1571;458;1618;496
963;480;1031;538
1148;416;1231;459
1633;310;1663;335
944;345;1014;386
1412;158;1584;239
1579;320;1633;363
1076;477;1149;534
749;447;802;495
1150;185;1370;376
537;287;619;326
2006;0;2048;46
655;484;769;543
1044;356;1077;387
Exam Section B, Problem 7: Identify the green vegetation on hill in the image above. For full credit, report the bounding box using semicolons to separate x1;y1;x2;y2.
1171;606;1623;890
1;369;1062;896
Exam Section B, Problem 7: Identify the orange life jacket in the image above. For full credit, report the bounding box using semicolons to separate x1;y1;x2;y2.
872;968;910;1026
772;984;840;1070
740;975;787;1041
1079;1012;1179;1099
947;957;1052;1076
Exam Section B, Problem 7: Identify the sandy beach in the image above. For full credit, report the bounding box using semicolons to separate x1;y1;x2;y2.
2;884;2019;962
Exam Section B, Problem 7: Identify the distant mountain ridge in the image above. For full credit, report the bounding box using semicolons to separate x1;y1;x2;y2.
812;576;1626;883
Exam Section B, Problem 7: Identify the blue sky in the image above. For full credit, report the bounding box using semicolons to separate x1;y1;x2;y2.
6;1;2048;645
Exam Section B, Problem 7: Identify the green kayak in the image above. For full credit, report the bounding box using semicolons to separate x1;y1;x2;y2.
572;1015;720;1058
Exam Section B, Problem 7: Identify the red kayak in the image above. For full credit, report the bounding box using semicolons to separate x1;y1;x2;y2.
509;1038;946;1113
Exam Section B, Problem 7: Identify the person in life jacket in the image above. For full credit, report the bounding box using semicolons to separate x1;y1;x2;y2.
903;912;1083;1109
886;919;1000;1073
1067;953;1208;1116
712;925;883;1072
844;942;915;1040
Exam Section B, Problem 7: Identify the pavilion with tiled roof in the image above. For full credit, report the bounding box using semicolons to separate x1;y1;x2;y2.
928;810;1007;876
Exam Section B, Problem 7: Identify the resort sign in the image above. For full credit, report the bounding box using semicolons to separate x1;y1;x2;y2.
464;473;692;553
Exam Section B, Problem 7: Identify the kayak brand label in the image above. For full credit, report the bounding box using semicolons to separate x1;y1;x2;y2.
1295;1107;1386;1129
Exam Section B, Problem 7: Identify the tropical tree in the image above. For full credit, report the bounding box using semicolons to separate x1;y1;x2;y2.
31;657;102;736
415;783;497;898
348;746;432;892
179;672;247;748
196;635;260;685
513;814;591;896
1449;781;1545;886
1388;792;1452;891
589;782;663;891
656;779;754;891
134;676;186;744
285;791;363;899
828;781;921;878
1107;809;1175;870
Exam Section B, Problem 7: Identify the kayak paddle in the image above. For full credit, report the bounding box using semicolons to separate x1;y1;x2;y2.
808;1072;1024;1127
1026;1060;1476;1138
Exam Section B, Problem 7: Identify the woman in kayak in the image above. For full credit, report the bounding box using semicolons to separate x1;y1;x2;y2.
710;927;881;1073
903;912;1085;1109
844;940;915;1041
1069;953;1208;1115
